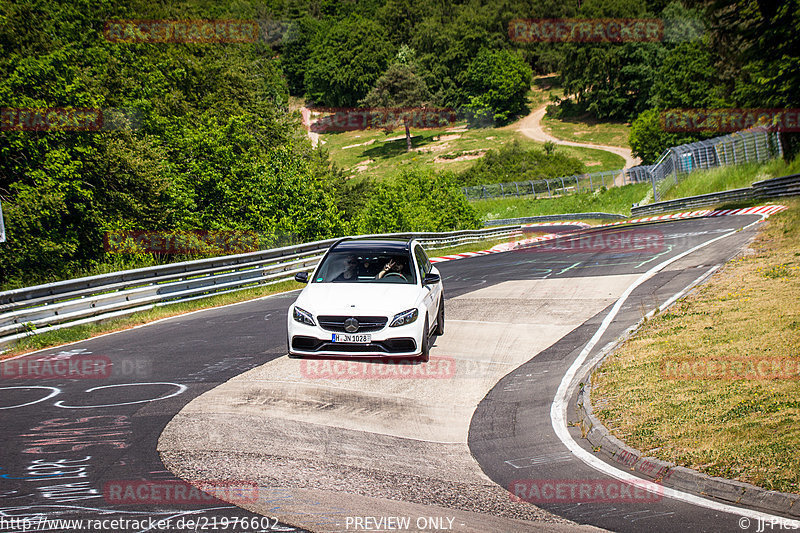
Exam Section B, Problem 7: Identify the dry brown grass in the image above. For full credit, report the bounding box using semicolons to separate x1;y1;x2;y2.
592;197;800;494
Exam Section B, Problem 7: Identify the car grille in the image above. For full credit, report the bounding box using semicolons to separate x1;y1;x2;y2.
291;336;416;354
317;315;388;333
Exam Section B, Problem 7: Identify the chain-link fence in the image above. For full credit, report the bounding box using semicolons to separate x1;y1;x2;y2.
462;169;624;200
625;128;783;202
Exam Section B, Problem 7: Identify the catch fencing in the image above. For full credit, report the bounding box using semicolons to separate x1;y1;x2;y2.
626;128;783;201
463;169;624;200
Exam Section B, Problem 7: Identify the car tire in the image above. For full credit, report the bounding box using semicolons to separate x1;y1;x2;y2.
418;316;430;363
435;298;444;336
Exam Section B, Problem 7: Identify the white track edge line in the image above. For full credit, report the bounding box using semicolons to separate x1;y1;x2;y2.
549;212;800;526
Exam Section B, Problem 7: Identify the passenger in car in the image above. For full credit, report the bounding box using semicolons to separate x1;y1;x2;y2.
333;254;359;282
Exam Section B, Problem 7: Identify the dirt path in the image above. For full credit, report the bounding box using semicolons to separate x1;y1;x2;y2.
517;103;641;186
300;107;321;148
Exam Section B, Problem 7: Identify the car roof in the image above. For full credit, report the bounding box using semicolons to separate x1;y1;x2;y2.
332;238;414;253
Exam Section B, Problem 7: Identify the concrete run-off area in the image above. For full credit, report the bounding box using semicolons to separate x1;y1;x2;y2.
157;275;638;532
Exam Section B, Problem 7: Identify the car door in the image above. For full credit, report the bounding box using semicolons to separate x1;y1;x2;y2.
414;244;439;330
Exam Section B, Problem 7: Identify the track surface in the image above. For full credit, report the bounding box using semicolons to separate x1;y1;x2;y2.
0;214;786;532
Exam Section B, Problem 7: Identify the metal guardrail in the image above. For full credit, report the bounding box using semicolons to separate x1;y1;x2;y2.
0;227;522;351
630;174;800;216
463;169;624;200
484;213;627;226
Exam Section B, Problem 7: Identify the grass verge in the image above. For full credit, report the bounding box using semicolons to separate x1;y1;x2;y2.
472;183;650;220
661;158;800;201
591;197;800;494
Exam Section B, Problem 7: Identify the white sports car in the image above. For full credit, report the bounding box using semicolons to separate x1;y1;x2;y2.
287;237;444;362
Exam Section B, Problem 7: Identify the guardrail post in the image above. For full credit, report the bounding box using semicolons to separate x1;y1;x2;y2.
515;182;519;196
588;173;593;191
559;177;565;195
546;179;552;198
499;183;504;197
482;186;487;199
528;180;536;198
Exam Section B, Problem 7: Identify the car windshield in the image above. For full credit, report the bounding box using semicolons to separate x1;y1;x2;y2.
313;250;415;284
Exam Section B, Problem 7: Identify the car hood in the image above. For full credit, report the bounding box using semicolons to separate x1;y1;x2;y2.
295;282;422;316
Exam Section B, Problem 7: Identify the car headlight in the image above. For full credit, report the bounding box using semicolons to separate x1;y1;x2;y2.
390;308;418;327
293;306;316;326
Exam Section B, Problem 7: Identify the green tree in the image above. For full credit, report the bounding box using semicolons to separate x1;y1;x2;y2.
359;61;432;151
628;109;703;163
355;168;481;234
304;15;395;107
462;48;533;125
278;16;321;96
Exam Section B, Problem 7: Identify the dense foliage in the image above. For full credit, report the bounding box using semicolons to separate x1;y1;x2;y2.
2;0;797;286
460;141;586;186
355;168;482;234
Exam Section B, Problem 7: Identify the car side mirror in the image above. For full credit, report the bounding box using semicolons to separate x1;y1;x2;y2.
294;272;309;283
423;273;440;285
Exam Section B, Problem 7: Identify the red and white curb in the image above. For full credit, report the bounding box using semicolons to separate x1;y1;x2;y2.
429;205;787;263
429;222;589;263
605;204;786;225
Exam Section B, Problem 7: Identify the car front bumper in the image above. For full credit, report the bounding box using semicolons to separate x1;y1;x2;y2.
287;320;422;358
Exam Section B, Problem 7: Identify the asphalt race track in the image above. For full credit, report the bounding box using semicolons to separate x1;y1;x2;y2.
0;214;791;533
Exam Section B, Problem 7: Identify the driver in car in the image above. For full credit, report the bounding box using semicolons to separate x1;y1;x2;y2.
376;257;405;280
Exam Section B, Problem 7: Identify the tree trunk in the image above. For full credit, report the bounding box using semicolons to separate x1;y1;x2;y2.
405;121;412;151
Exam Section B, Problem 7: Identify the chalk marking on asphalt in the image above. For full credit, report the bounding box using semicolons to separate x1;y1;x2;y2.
0;386;61;410
53;382;187;409
550;213;800;526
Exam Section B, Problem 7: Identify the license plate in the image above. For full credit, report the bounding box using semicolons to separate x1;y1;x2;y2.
332;333;371;343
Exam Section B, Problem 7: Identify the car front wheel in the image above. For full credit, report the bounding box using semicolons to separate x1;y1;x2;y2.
418;316;430;363
435;299;444;336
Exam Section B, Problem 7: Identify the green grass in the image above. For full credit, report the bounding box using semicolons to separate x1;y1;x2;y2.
662;158;800;201
551;144;625;172
472;182;650;220
533;74;565;100
319;116;624;182
541;114;631;148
